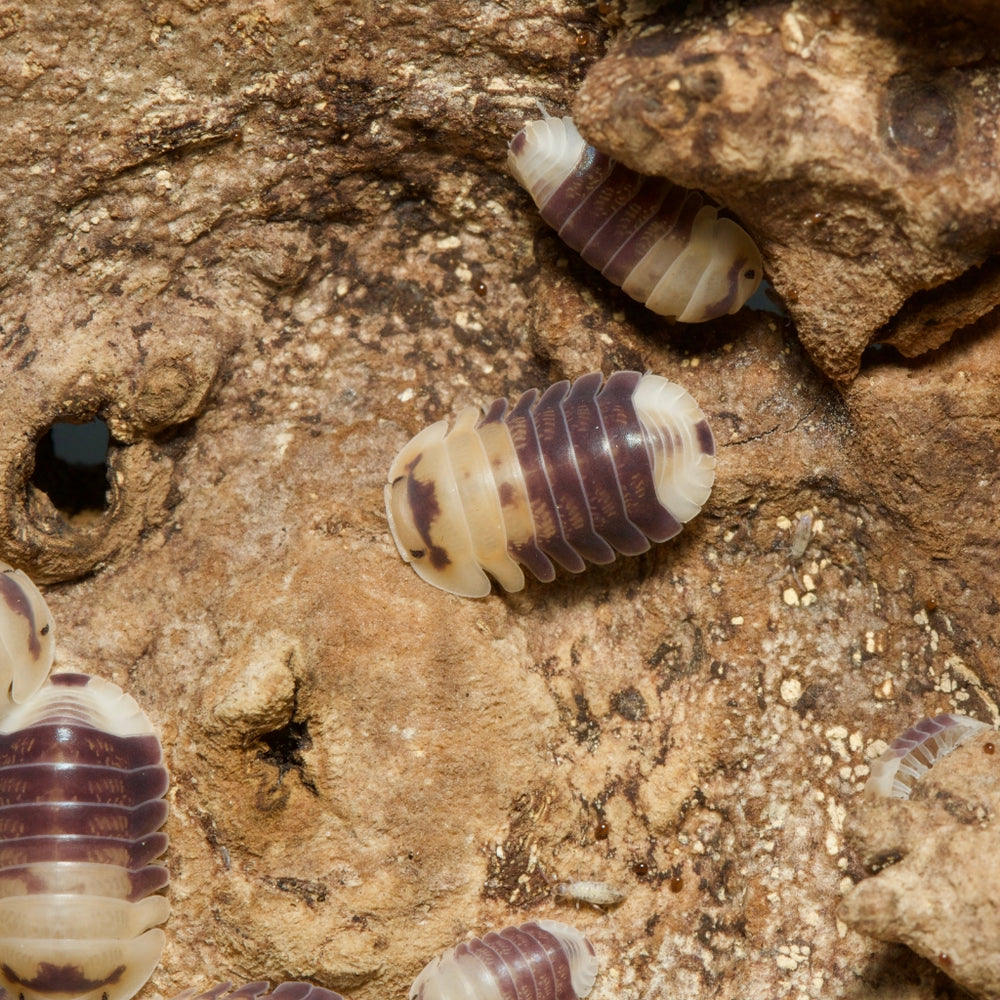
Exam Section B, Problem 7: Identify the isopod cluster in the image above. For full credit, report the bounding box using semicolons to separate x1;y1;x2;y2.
410;920;598;1000
865;712;992;800
2;565;602;1000
508;113;763;322
385;370;716;596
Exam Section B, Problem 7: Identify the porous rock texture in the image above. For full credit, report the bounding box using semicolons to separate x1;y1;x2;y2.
0;3;998;1000
575;0;1000;381
840;727;1000;1000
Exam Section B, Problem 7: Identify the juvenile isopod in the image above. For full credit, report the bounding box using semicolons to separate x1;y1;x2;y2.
553;878;626;910
385;371;716;596
508;113;763;322
865;712;993;800
409;920;598;1000
170;983;346;1000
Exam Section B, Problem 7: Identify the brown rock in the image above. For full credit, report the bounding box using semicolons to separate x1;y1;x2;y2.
575;1;1000;380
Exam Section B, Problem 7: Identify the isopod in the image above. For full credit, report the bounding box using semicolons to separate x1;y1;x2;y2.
508;113;763;322
0;564;170;1000
409;920;598;1000
384;371;716;596
554;878;626;910
865;713;992;800
0;563;55;708
170;983;346;1000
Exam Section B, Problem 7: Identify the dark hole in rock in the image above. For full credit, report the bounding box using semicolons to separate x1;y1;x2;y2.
258;718;318;794
31;419;111;516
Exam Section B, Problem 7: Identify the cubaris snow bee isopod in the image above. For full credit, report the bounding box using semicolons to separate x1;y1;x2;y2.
0;563;170;1000
865;713;993;800
385;371;716;597
409;920;598;1000
507;113;763;322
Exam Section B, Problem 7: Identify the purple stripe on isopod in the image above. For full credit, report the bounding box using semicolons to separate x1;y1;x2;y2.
508;114;762;322
865;712;993;799
385;371;716;596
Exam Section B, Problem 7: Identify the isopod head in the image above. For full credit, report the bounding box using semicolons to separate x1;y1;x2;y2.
0;562;55;709
409;920;598;1000
508;114;762;322
864;712;992;800
385;371;716;597
0;672;170;1000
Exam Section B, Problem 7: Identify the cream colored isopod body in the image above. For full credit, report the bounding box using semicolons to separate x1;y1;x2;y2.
508;113;762;322
0;563;170;1000
385;371;716;597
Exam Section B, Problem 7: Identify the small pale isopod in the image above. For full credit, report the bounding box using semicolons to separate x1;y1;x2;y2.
508;113;763;322
865;713;992;800
409;920;598;1000
385;371;716;596
170;983;346;1000
554;879;626;910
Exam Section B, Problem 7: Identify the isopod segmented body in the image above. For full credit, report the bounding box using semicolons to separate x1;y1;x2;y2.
170;983;346;1000
2;563;170;1000
0;564;55;709
508;114;763;322
0;671;170;1000
410;920;598;1000
865;712;992;800
554;879;626;910
385;371;716;597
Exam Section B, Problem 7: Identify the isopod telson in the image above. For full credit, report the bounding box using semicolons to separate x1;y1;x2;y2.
0;564;170;1000
385;371;716;597
409;920;598;1000
507;113;763;322
865;713;992;800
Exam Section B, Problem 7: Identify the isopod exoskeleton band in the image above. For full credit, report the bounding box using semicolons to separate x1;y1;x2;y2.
508;113;763;322
385;371;716;597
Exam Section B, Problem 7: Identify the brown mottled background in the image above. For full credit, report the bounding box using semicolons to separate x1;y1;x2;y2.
1;2;998;1000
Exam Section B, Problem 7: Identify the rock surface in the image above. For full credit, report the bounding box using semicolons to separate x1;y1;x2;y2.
0;3;998;1000
575;0;1000;381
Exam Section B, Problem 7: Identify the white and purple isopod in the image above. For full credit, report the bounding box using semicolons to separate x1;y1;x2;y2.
865;712;993;800
508;113;763;323
0;563;55;708
409;921;598;1000
0;563;169;1000
385;371;716;597
169;983;346;1000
